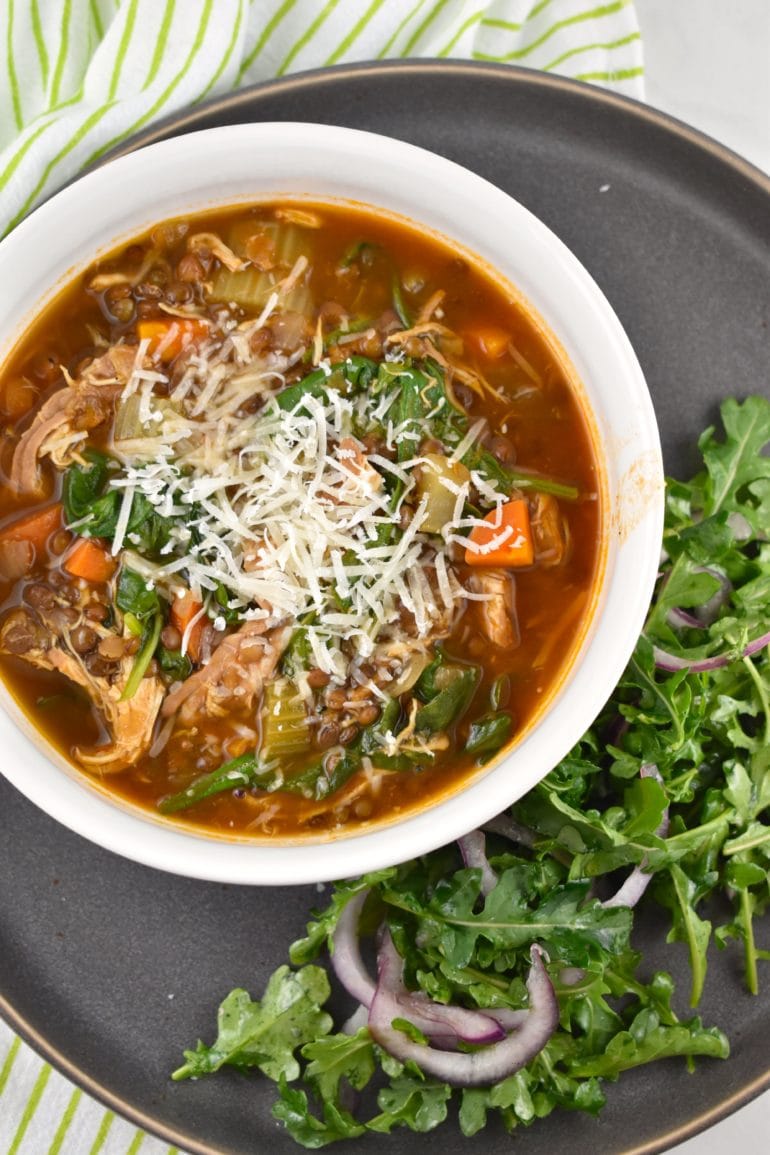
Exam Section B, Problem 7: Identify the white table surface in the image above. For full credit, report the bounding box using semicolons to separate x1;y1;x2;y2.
635;1;770;1152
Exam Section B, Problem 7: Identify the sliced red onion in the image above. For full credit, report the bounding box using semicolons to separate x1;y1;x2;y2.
483;1006;530;1031
458;831;498;896
692;566;732;625
654;629;770;674
602;764;669;910
342;1003;370;1035
369;935;558;1086
727;511;753;542
331;890;376;1008
558;967;586;987
666;607;704;631
482;813;536;848
331;892;505;1046
376;929;504;1047
605;714;630;748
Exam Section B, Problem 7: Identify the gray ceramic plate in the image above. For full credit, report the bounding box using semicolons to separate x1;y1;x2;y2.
1;62;769;1155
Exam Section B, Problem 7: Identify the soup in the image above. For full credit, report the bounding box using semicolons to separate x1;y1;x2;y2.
0;203;600;838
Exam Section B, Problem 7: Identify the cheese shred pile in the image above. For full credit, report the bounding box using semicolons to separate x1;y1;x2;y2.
107;339;501;679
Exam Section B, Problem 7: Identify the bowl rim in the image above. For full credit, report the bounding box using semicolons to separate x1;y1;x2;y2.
0;121;664;884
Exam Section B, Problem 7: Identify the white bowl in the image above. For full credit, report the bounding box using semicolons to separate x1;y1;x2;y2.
0;123;663;884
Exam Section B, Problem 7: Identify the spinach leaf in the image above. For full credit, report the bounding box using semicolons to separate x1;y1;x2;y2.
116;568;161;621
275;357;379;412
465;711;512;759
157;646;193;681
62;450;113;522
415;666;480;734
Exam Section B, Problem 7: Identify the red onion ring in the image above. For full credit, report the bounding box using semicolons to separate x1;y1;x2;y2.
331;891;505;1046
458;830;498;896
482;813;536;848
369;934;558;1086
666;607;705;630
693;566;732;624
331;890;376;1008
603;764;669;910
653;629;770;674
342;1003;370;1035
662;565;731;634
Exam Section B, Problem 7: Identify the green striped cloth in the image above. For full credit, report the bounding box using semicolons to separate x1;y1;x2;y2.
0;1;643;1150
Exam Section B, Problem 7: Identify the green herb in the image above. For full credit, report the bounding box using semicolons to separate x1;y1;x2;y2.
159;697;424;815
465;711;512;759
157;646;193;682
212;581;241;625
62;450;113;522
462;445;580;500
115;568;164;701
172;397;769;1148
391;273;411;328
415;666;480;733
64;456;177;557
172;965;333;1081
275;357;379;413
158;752;270;813
116;568;161;622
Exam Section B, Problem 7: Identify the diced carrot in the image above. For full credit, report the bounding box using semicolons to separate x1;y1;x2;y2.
465;499;534;567
0;503;63;552
63;537;117;583
171;589;205;662
137;318;209;361
465;326;510;360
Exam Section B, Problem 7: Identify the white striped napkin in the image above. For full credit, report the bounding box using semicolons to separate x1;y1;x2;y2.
0;1;644;1151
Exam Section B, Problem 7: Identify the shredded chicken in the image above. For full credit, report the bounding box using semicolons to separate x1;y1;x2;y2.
161;620;291;725
10;344;137;494
0;607;163;773
468;569;520;649
187;232;245;271
530;493;570;567
274;208;323;228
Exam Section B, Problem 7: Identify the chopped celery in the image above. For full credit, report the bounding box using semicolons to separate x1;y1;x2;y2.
113;394;178;442
416;454;471;534
207;267;275;310
274;223;309;268
208;259;312;314
208;220;310;306
260;679;311;761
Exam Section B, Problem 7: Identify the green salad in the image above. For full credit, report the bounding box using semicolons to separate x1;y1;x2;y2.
172;396;770;1147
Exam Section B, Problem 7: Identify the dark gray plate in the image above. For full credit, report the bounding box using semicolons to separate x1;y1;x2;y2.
2;62;769;1155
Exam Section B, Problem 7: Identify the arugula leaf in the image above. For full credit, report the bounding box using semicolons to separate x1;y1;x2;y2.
699;395;770;528
301;1028;376;1103
172;966;333;1082
368;1075;452;1134
273;1081;366;1148
568;1010;728;1077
